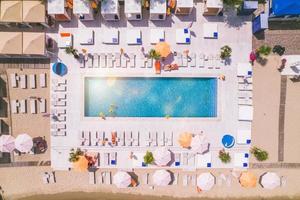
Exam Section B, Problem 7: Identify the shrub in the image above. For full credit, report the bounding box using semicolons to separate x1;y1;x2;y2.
257;45;272;57
258;0;266;4
219;149;231;163
222;0;243;6
143;151;154;165
272;45;285;56
220;45;232;60
251;146;269;161
148;49;161;60
69;148;84;162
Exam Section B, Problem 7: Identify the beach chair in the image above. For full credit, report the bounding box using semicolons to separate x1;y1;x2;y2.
125;131;132;146
188;153;195;167
39;99;46;113
107;53;114;68
89;171;96;184
114;53;121;67
105;172;111;184
48;172;56;183
128;53;136;68
158;132;165;146
11;100;18;114
93;53;100;68
51;93;67;100
182;174;188;186
42;172;50;184
100;53;106;68
147;58;153;68
20;74;27;89
39;73;46;88
174;153;181;166
10;73;18;88
91;131;98;146
197;53;205;68
165;131;173;146
176;28;191;44
142;173;149;185
51;123;66;130
19;99;27;113
151;132;157;146
188;53;196;67
173;173;179;185
182;153;188;166
29;74;36;89
132;131;139;146
190;175;196;186
175;53;183;67
119;131;125;146
51;100;66;107
121;55;128;68
126;29;142;45
110;152;117;165
30;99;37;114
103;153;110;166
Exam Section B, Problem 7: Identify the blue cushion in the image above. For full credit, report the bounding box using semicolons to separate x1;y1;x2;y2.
186;38;190;43
248;71;252;76
137;38;141;44
159;38;165;42
243;163;248;167
184;28;188;33
207;163;211;168
111;160;116;165
246;139;251;144
142;162;146;167
112;38;118;43
175;161;180;166
245;153;249;158
213;32;218;38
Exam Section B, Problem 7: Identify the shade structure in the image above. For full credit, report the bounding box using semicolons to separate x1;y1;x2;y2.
197;173;215;191
73;156;89;172
0;32;22;54
154;42;171;57
239;171;257;188
260;172;280;189
153;148;171;166
15;134;33;153
113;171;132;188
0;135;15;152
191;134;209;154
152;169;171;186
23;32;45;55
178;132;192;148
222;134;235;148
52;62;68;76
0;0;22;22
22;0;45;23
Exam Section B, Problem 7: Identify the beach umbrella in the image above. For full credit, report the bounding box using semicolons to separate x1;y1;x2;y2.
153;148;171;166
73;156;89;172
191;134;209;154
222;134;235;148
52;62;68;76
197;173;215;191
178;132;192;148
239;171;257;188
113;171;132;188
260;172;280;189
152;170;171;186
0;135;15;152
15;134;33;153
154;42;171;58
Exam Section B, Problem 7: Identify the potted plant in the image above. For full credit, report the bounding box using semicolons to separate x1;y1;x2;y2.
143;151;154;165
148;49;161;74
220;45;232;60
272;45;285;56
251;146;268;161
218;149;231;163
69;148;84;163
256;45;271;57
222;0;243;7
65;47;79;59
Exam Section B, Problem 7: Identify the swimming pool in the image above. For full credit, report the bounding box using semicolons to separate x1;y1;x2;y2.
84;77;217;118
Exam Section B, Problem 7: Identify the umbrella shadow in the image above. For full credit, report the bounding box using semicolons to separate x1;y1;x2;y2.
128;172;139;186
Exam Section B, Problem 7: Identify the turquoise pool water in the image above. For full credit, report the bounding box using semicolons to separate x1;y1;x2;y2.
84;77;217;117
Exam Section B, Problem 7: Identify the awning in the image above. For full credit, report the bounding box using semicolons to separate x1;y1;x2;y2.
271;0;300;16
23;32;45;55
0;32;22;54
260;172;281;189
22;0;45;23
0;0;22;22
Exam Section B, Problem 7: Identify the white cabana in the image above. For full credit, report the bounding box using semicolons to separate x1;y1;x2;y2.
0;135;15;152
47;0;72;21
15;134;33;153
260;172;281;189
150;0;166;20
203;0;223;16
197;173;215;191
113;171;132;188
238;105;253;121
175;0;193;15
191;134;209;154
153;148;171;166
152;169;171;186
125;0;142;20
73;0;94;21
101;0;120;21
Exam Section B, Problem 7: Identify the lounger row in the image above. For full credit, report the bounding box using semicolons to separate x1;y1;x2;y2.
10;73;47;89
175;53;225;68
80;131;173;147
93;152;117;167
11;99;46;114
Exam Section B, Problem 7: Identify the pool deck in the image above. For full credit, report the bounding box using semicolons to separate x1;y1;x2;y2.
49;3;253;170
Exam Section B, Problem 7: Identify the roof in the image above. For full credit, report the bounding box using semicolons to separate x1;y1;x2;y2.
206;0;223;9
150;0;166;14
176;0;193;8
0;32;22;54
101;0;119;14
0;0;22;22
47;0;65;14
73;0;91;14
125;0;141;14
272;0;300;16
23;32;45;55
22;0;45;23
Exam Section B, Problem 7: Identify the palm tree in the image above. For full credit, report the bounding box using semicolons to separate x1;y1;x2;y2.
143;151;154;165
69;148;84;163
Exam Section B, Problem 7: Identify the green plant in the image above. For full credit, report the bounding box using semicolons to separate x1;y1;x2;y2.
218;149;231;163
272;45;285;56
257;45;272;57
148;49;161;61
220;45;232;59
258;0;266;4
222;0;243;7
251;146;268;161
143;151;154;165
65;47;79;58
69;148;84;163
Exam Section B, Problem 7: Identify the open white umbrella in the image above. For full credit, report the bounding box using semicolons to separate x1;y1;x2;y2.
153;148;171;166
197;173;215;191
15;134;33;153
0;135;15;152
260;172;281;189
152;170;171;186
191;134;209;154
113;171;131;188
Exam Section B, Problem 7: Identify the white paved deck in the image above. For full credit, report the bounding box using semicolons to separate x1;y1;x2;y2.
49;3;252;170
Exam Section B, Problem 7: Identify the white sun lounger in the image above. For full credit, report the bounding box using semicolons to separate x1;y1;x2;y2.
40;99;46;113
42;172;50;184
51;93;66;100
51;108;66;115
100;53;106;68
150;29;165;44
188;53;196;67
234;152;249;168
119;131;125;146
126;29;142;45
238;83;253;91
110;152;117;165
19;99;27;113
176;28;191;44
238;98;253;105
188;153;195;167
29;74;36;89
173;173;179;185
51;123;66;130
183;174;188;186
30;99;37;114
89;171;96;184
103;153;110;166
114;53;121;67
136;55;146;68
11;100;19;114
144;132;151;146
52;79;67;85
174;153;181;166
107;53;114;68
121;55;128;68
182;153;188;166
103;29;119;44
147;58;153;68
151;132;157;146
86;54;93;68
238;91;253;99
158;132;165;146
91;131;98;146
20;74;27;89
182;54;188;67
125;131;132;146
237;130;251;145
238;105;253;121
57;115;66;122
196;153;212;168
175;53;183;67
39;73;46;88
207;55;214;69
52;85;67;92
128;53;136;68
93;53;100;67
142;173;149;185
197;53;205;68
105;172;111;184
132;131;139;146
165;131;173;146
80;131;88;146
51;100;66;107
10;74;18;88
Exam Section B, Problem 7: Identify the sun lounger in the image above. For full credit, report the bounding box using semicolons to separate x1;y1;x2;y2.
10;73;18;88
51;100;66;107
174;153;181;166
238;91;252;99
189;53;196;67
128;53;136;68
203;23;218;39
182;54;188;67
51;123;66;130
144;132;151;146
103;153;110;166
173;173;179;185
132;131;139;146
39;73;46;88
42;172;50;184
158;132;165;146
95;153;101;167
126;29;142;45
52;85;67;92
119;131;125;146
176;28;191;44
121;55;128;68
238;98;253;105
125;131;132;146
197;54;205;68
110;152;117;165
196;153;212;168
147;58;153;68
183;174;188;186
90;131;98;146
206;55;214;69
165;131;173;146
182;153;188;166
98;172;105;184
175;53;183;67
214;55;221;69
11;100;18;114
188;153;195;167
39;99;46;113
103;29;119;44
238;83;253;91
80;131;89;146
237;130;251;144
57;115;66;122
142;173;149;185
190;175;196;186
100;53;106;68
52;79;67;85
48;172;56;183
238;105;253;121
114;53;121;67
234;152;249;168
151;132;157;146
19;99;27;113
93;53;99;67
29;74;36;89
51;93;66;100
105;172;111;184
30;99;37;114
85;54;93;68
51;108;66;115
89;171;96;184
107;53;114;68
150;29;165;44
20;75;27;89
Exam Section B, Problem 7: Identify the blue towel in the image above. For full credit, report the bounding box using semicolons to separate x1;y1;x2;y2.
245;153;249;158
207;163;212;168
246;139;251;144
111;160;116;165
159;38;165;42
248;71;252;76
213;32;218;38
137;38;141;44
142;162;147;167
184;28;188;33
243;163;248;167
175;161;180;166
186;38;190;43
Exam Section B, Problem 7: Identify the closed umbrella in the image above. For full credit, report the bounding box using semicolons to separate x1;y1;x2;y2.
239;171;257;188
154;42;171;58
178;132;192;148
197;173;215;191
0;135;15;152
73;156;88;172
15;134;33;153
191;134;209;154
260;172;280;189
113;171;131;188
152;170;171;186
153;148;171;166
